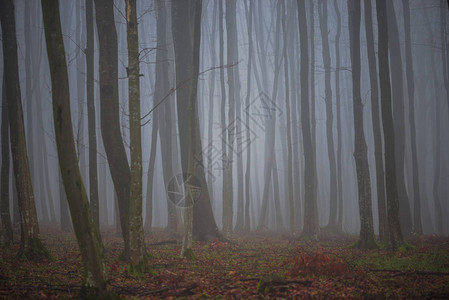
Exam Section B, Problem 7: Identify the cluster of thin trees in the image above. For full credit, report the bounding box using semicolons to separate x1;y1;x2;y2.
1;0;448;295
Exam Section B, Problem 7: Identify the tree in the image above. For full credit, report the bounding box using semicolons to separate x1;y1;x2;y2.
41;0;110;295
364;0;388;242
0;0;50;260
86;0;99;229
243;0;253;232
94;0;131;259
386;0;413;235
172;0;220;242
297;0;318;238
1;78;13;246
222;0;236;235
376;0;404;250
402;0;422;235
281;0;294;231
348;0;376;249
126;0;147;269
318;0;338;232
333;0;344;233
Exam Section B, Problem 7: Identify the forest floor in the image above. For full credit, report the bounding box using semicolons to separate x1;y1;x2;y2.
0;225;449;299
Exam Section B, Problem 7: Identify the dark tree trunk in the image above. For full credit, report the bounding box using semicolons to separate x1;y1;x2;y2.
86;0;99;229
41;0;109;294
318;0;338;232
94;0;131;259
364;0;388;242
126;0;146;268
348;0;376;249
376;0;404;250
171;0;220;241
0;0;49;260
386;0;413;236
1;78;13;246
297;0;318;238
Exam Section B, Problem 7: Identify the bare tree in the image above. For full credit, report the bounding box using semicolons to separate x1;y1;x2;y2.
297;0;318;238
0;0;50;259
41;0;109;294
376;0;404;250
348;0;376;249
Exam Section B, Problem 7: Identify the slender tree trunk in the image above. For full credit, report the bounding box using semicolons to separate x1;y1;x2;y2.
319;0;338;232
334;0;344;233
1;78;13;246
86;0;99;229
41;1;109;294
297;0;318;238
364;0;388;242
401;0;422;235
94;0;131;259
348;0;376;249
376;0;404;250
144;105;157;233
281;1;294;231
0;0;49;260
243;0;253;232
222;0;236;235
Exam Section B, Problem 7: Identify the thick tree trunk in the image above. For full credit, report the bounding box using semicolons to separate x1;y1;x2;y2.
126;0;146;269
41;0;109;294
297;0;318;238
376;0;404;250
348;0;376;249
172;0;220;242
386;1;413;236
94;0;131;259
364;0;388;242
0;0;49;260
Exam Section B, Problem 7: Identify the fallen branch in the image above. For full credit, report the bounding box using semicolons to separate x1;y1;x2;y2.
139;286;169;296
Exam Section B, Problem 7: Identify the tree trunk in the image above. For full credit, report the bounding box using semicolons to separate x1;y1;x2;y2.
333;0;344;234
94;0;131;259
126;0;147;269
376;0;404;250
243;0;253;232
319;0;338;232
41;0;109;294
86;0;99;229
401;0;422;235
348;0;376;249
172;0;220;242
386;1;413;236
297;0;318;238
1;78;13;246
281;1;294;232
222;0;236;235
364;0;388;242
0;0;49;260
